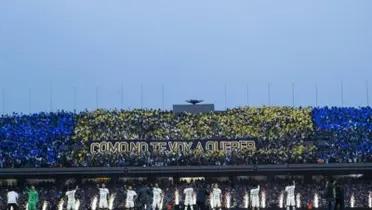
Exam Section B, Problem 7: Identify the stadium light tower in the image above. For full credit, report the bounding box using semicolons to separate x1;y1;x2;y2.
366;80;369;106
140;84;144;108
73;86;77;112
120;83;124;109
315;83;318;107
291;82;295;107
224;84;227;109
246;84;250;106
49;84;53;112
28;88;32;114
1;88;5;114
95;86;99;109
340;81;344;107
267;82;271;106
161;84;165;110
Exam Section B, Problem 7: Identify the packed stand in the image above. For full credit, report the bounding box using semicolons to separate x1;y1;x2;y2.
69;107;316;167
0;107;371;168
0;112;75;168
312;107;372;163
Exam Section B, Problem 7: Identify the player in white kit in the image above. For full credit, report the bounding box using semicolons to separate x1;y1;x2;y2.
183;185;194;210
66;186;79;210
152;184;163;210
125;186;137;210
285;181;296;210
98;184;110;210
7;188;19;210
250;185;260;210
210;184;222;210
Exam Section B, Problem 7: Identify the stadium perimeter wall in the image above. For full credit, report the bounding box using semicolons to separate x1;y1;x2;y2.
1;163;371;178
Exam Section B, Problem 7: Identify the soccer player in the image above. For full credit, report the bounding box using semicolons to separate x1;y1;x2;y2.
163;187;174;210
334;181;344;210
250;185;260;210
152;184;163;210
243;190;249;209
285;181;296;210
296;193;301;209
7;188;19;210
224;191;231;209
196;185;207;210
325;179;335;210
184;184;194;210
98;184;110;210
66;186;78;210
210;184;222;210
125;186;137;210
26;186;39;210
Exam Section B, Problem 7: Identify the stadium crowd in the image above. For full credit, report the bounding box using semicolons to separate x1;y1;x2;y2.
0;177;371;209
0;107;370;168
0;112;75;168
312;107;372;164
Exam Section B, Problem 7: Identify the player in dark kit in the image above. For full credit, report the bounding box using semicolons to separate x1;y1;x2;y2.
163;187;174;210
136;185;153;210
196;184;208;210
325;179;335;210
334;182;344;210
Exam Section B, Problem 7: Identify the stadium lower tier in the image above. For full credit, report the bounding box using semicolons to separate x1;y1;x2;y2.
1;163;372;177
0;175;371;210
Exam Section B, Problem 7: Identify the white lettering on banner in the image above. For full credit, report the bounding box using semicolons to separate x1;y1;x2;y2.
89;140;255;155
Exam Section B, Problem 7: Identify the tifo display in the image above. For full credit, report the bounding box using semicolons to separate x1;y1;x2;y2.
0;107;370;168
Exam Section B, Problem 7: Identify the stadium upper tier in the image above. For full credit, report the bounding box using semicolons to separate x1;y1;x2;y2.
0;107;371;168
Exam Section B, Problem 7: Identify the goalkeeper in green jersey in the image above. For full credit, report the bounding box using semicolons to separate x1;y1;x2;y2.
26;186;39;210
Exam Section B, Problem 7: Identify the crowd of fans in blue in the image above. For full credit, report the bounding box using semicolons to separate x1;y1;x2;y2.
0;112;75;167
0;107;370;168
312;107;372;164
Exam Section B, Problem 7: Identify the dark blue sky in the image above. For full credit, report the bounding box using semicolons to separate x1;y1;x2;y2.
0;0;371;113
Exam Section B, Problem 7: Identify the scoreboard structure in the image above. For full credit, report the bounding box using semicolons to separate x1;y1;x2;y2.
173;103;215;114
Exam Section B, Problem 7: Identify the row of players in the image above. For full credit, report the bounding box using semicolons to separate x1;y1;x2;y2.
3;181;300;210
